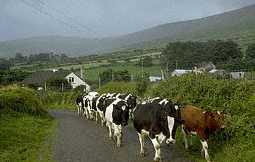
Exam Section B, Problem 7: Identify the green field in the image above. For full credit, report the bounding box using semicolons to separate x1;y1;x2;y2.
84;64;162;82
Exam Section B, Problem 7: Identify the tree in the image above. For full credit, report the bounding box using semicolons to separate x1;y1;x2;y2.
208;40;242;65
138;56;153;67
99;69;113;85
161;40;242;70
14;53;27;63
246;43;255;59
0;59;11;71
113;70;131;82
136;77;149;97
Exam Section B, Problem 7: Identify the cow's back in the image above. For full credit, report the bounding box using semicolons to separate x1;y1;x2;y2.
181;105;206;131
133;103;162;133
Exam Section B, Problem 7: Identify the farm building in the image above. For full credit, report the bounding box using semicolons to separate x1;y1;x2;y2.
230;71;245;79
149;76;162;82
171;69;193;77
22;69;90;91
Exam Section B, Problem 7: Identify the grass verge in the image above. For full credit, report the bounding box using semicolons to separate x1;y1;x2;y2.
0;111;56;162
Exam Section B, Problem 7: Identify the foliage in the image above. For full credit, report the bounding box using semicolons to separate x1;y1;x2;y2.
135;76;150;97
99;69;131;85
161;40;243;70
0;70;31;85
0;59;12;71
0;112;56;162
137;56;153;67
246;43;255;59
39;90;78;110
148;74;255;162
0;85;47;116
98;81;137;95
46;77;72;91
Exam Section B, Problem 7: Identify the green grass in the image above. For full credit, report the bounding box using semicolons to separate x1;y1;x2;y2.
85;64;162;82
0;112;56;162
39;91;78;111
0;85;57;162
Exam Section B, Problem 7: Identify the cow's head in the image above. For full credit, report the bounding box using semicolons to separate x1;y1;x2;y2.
205;111;225;130
113;101;129;126
162;101;181;144
127;95;137;109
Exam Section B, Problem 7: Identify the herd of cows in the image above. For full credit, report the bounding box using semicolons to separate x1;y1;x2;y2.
76;91;225;162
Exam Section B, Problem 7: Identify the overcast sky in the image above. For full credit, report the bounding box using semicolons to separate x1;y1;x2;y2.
0;0;255;41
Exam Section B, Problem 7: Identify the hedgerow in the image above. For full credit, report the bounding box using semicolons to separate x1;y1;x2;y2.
147;74;255;162
0;85;47;116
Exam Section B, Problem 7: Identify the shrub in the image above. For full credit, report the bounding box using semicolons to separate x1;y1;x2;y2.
0;85;47;116
148;74;255;162
39;90;78;110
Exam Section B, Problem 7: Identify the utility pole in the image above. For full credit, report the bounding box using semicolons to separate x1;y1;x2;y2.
111;70;114;81
61;82;64;92
98;72;101;88
44;82;47;91
141;56;144;78
80;65;84;80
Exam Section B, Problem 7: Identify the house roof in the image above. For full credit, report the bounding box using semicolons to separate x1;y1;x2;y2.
23;70;70;86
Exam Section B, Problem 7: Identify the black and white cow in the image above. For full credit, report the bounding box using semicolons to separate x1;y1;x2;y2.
82;91;99;119
133;102;181;161
76;95;84;116
113;93;137;119
105;98;130;147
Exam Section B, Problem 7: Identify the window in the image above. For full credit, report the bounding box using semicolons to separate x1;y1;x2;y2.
69;77;74;83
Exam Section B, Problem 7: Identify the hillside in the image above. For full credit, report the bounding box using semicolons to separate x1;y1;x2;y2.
1;4;255;58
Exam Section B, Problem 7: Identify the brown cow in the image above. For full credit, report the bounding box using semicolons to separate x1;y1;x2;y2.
181;105;225;162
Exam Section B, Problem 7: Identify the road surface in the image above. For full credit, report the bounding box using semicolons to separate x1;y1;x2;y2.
50;110;193;162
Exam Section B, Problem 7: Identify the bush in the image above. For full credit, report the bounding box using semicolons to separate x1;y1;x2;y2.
0;85;47;116
148;74;255;162
39;90;79;110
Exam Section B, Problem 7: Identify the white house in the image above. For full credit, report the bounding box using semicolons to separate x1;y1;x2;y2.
65;72;90;91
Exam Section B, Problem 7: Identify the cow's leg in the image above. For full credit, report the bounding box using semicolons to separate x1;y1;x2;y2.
181;125;189;149
200;140;210;162
106;122;112;138
113;124;122;147
150;137;161;162
166;116;176;144
95;111;98;122
77;105;80;116
83;107;88;119
99;112;105;127
138;133;145;156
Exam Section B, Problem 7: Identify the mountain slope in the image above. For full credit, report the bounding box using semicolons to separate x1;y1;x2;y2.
1;4;255;58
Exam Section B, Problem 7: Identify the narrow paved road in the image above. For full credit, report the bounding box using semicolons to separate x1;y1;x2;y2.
50;110;192;162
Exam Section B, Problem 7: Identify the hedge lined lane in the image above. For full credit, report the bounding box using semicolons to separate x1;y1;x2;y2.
50;110;192;162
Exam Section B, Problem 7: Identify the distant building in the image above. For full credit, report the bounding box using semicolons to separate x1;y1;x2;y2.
65;72;90;90
171;69;193;77
149;76;162;82
230;72;245;79
22;69;90;91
